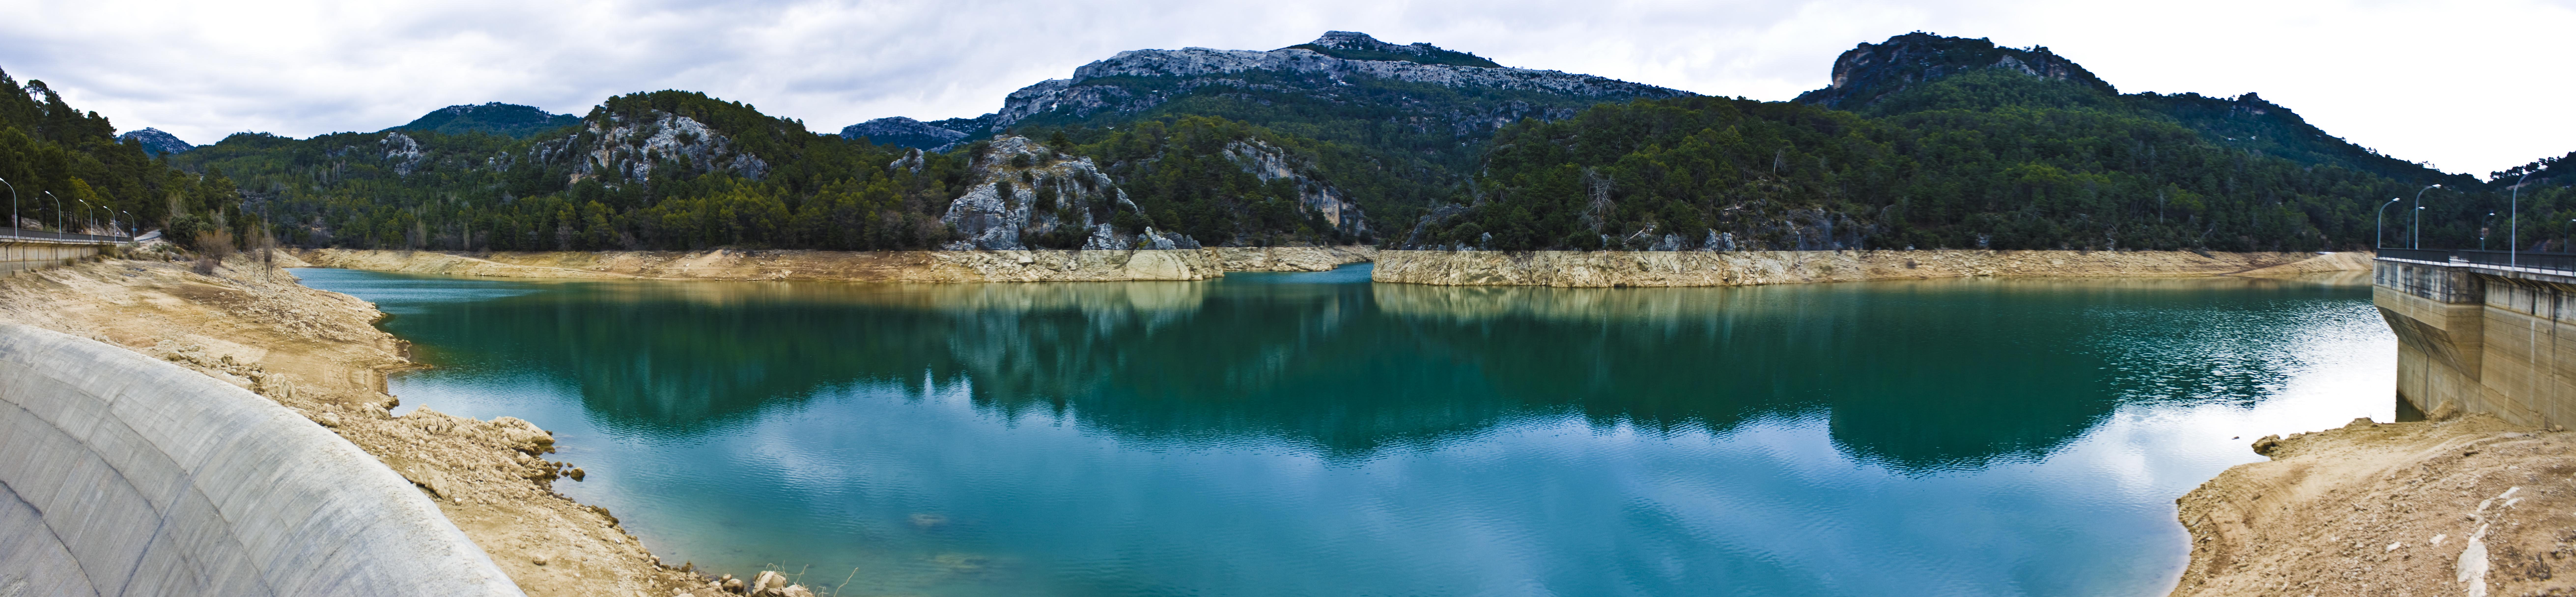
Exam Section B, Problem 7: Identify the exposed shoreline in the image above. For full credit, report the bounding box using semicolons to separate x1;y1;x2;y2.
2169;415;2572;597
1370;249;2372;286
296;246;1377;282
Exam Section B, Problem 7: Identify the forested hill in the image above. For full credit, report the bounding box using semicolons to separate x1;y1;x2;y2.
1802;33;2456;186
386;103;581;139
72;31;2576;255
174;91;972;250
162;31;1687;251
845;31;1687;227
1403;32;2565;253
0;68;247;243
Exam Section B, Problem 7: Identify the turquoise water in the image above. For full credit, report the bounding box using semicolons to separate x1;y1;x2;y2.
294;265;2390;597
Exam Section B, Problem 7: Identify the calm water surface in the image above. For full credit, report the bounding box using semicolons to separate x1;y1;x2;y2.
294;265;2391;597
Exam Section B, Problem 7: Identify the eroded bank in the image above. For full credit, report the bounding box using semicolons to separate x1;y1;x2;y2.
296;246;1376;282
1370;249;2370;287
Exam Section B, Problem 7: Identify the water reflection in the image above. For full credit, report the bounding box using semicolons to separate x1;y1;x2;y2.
338;269;2366;470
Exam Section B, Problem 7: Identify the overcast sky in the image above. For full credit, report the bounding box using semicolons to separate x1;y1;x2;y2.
4;0;2568;176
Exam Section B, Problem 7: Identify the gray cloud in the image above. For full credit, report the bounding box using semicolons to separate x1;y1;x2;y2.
1;0;2567;175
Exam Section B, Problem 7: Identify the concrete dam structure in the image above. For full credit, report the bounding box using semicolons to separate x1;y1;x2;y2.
0;324;522;596
2375;249;2576;426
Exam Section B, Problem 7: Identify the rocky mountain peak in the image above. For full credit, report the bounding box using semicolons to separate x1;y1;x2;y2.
1284;31;1502;68
840;117;969;151
117;127;193;156
1795;32;2113;110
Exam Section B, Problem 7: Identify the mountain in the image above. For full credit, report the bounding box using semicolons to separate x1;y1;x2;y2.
386;102;581;138
839;117;969;151
153;31;2562;255
1798;33;2456;185
845;31;1689;239
1793;32;2113;110
1406;32;2487;252
116;127;193;156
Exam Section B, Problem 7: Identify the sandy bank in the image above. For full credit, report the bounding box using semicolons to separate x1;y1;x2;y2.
0;254;772;597
2170;415;2574;597
1370;249;2368;287
296;246;1376;282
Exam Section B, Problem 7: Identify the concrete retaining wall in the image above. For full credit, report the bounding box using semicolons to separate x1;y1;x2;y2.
1;241;102;276
0;323;522;597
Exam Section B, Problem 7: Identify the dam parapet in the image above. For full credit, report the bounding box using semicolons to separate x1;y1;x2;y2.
2375;248;2576;427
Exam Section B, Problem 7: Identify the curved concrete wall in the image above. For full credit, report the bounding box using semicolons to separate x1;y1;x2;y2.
0;323;522;597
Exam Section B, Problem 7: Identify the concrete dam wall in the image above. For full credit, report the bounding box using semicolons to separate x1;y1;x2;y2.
0;324;522;596
2375;256;2576;427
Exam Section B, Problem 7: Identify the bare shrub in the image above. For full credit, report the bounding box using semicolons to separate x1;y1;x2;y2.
192;229;235;275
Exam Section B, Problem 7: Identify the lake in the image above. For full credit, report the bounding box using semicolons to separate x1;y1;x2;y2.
293;265;2390;597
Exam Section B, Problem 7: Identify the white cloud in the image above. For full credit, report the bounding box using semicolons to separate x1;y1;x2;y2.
1;0;2566;175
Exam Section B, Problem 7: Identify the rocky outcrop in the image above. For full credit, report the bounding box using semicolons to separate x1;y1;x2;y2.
117;127;193;155
381;131;428;176
940;136;1191;251
1794;32;2113;110
1371;249;2364;287
1222;138;1367;237
544;110;770;183
839;117;970;151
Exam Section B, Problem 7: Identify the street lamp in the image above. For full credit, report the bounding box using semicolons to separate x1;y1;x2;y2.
2513;172;2534;267
119;210;135;239
75;198;94;238
2377;197;2403;249
43;192;60;237
2413;184;2440;249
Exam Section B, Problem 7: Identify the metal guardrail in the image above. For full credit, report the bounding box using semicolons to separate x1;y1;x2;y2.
2378;248;2452;263
0;228;132;244
2377;248;2576;276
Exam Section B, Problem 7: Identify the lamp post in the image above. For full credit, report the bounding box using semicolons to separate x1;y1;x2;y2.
2513;172;2533;267
2413;184;2440;249
119;210;135;239
0;177;14;268
2483;212;2498;250
0;177;15;239
43;192;60;237
75;198;94;238
2377;197;2403;249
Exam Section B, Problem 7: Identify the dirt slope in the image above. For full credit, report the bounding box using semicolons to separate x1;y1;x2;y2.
2172;415;2575;597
